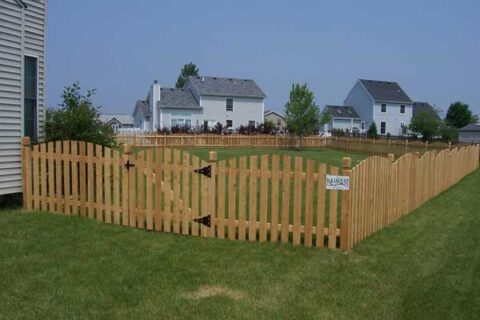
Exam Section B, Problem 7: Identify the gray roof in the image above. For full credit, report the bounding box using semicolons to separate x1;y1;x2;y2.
359;79;412;103
134;100;151;118
413;102;440;120
99;114;134;125
187;76;266;98
459;123;480;132
324;105;360;119
158;88;202;110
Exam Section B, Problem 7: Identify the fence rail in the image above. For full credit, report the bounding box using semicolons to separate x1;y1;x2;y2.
115;134;461;156
22;137;479;251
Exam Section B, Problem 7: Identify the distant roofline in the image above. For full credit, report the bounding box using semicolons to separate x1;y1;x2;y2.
358;79;413;103
264;110;285;118
187;75;266;98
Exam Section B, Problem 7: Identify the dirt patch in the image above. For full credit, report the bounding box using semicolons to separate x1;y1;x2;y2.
184;285;244;301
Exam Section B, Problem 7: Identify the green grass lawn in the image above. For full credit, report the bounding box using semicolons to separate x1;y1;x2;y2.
1;170;479;319
136;146;368;168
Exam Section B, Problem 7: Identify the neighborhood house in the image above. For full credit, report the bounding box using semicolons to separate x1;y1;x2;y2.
264;110;286;128
99;114;136;133
321;79;439;136
133;76;266;132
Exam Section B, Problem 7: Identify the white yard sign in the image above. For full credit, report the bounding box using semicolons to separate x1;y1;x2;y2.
326;175;350;191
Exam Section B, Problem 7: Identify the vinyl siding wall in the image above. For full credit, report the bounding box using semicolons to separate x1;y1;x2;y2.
344;81;374;127
0;0;46;195
373;102;412;136
200;95;264;129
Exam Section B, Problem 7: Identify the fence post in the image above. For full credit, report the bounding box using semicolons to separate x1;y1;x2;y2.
425;141;429;153
405;139;409;153
448;142;451;151
340;157;352;251
22;137;32;210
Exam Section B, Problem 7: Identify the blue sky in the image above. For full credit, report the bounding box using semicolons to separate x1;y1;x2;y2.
46;0;480;117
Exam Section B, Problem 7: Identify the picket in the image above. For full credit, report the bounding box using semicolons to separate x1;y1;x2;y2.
281;155;291;243
228;158;237;240
63;141;71;215
259;155;268;242
248;155;258;242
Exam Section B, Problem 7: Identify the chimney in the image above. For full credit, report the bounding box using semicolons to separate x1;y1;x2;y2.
150;80;161;130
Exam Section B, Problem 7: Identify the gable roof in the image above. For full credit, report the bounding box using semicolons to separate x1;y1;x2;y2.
324;105;360;119
459;123;480;132
413;102;440;120
264;110;285;119
133;100;151;118
187;76;266;98
99;114;134;125
158;88;201;110
359;79;412;103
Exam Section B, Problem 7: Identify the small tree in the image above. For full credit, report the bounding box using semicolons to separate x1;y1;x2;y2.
175;62;199;88
445;101;478;128
44;82;115;146
284;84;320;137
319;111;332;131
409;111;440;142
367;122;378;139
438;122;459;142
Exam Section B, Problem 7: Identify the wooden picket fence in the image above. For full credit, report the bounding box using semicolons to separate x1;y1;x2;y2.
116;133;328;148
116;133;461;157
348;145;480;247
21;137;479;251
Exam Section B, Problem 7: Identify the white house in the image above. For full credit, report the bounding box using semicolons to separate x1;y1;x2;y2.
264;110;286;128
133;76;266;131
0;0;46;195
99;114;136;133
344;79;413;136
320;105;365;134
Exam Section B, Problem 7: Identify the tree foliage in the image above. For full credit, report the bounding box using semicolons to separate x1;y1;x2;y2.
44;82;115;146
284;84;320;136
319;110;332;126
175;62;199;88
438;123;459;142
409;111;441;142
445;101;478;128
367;122;378;139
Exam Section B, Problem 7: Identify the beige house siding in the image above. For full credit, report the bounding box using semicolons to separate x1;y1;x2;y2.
0;0;46;195
264;111;286;128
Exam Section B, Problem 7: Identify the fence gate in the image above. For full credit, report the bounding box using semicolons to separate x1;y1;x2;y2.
126;148;216;237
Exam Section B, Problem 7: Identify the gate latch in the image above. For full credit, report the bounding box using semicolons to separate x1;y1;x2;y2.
193;215;211;228
193;165;211;178
124;160;135;171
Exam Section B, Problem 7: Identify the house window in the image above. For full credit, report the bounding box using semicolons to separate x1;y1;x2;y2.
248;120;256;127
170;112;192;127
226;120;233;128
226;98;233;111
361;122;365;130
400;105;405;113
381;104;386;113
24;56;38;143
380;122;386;134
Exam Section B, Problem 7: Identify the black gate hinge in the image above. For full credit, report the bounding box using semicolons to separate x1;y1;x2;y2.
193;165;211;178
124;160;135;171
193;215;211;228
